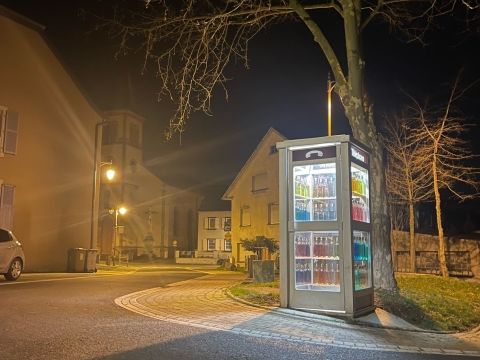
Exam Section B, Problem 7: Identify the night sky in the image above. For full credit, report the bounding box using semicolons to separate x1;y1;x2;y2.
1;1;479;221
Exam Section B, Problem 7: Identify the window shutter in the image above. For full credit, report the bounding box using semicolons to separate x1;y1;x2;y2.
0;184;15;229
0;107;6;153
4;111;19;155
204;218;209;229
214;218;220;229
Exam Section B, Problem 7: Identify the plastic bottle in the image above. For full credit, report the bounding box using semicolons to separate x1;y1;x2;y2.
334;261;340;285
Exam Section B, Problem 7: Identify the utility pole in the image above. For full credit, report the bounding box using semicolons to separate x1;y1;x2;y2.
327;73;335;136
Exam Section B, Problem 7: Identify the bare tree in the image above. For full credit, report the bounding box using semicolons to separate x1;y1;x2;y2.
96;0;477;289
408;78;480;277
383;114;433;272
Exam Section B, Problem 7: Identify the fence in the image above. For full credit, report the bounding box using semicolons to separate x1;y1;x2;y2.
395;251;473;276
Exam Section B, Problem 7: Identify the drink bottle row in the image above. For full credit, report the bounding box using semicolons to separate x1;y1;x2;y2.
295;232;340;258
313;200;336;221
295;174;336;199
352;198;369;222
295;175;310;198
295;259;340;288
295;199;337;221
354;262;370;290
351;172;367;195
312;174;336;198
353;233;370;261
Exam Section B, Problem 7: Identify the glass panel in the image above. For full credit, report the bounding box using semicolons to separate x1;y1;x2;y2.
294;163;336;222
351;163;370;223
353;230;372;290
294;231;340;292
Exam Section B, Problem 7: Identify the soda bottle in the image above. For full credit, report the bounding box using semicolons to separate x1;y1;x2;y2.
334;261;340;286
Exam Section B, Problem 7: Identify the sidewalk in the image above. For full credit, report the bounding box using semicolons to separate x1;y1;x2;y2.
115;271;480;357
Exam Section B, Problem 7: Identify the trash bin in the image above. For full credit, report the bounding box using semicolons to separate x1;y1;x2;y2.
85;249;98;272
67;248;87;272
247;255;258;278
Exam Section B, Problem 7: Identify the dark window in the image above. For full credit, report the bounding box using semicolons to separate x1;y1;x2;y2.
102;122;118;145
207;238;216;251
240;207;251;227
0;184;15;229
0;228;11;242
129;123;140;147
0;109;19;155
268;203;279;225
252;173;267;192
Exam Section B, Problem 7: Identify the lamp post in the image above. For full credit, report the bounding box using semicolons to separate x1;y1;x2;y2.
111;206;127;266
327;73;336;136
90;120;115;250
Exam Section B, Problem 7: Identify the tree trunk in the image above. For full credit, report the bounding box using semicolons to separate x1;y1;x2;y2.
409;202;416;272
432;156;449;277
341;2;396;290
293;0;396;289
369;139;397;289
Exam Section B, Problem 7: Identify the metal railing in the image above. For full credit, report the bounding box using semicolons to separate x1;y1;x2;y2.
395;250;473;276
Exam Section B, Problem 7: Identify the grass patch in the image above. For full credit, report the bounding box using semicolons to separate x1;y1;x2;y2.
230;280;280;307
230;274;480;332
377;274;480;332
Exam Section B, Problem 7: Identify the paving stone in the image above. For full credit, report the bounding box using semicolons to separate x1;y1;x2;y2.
114;272;480;356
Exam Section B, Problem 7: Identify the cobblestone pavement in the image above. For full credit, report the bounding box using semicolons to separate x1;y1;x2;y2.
115;272;480;357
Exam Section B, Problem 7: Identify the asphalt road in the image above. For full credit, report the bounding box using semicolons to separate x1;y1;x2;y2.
0;268;467;360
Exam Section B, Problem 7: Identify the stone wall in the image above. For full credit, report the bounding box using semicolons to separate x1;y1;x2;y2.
391;230;480;278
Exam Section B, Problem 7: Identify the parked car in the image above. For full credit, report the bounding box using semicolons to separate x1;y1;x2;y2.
0;228;25;281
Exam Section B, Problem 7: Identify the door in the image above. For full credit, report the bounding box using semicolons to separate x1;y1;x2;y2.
0;228;15;270
288;145;346;311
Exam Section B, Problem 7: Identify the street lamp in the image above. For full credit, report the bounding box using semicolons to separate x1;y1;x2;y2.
90;120;116;250
110;205;128;266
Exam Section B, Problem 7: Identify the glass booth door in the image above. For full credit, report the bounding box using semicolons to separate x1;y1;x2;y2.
289;149;345;311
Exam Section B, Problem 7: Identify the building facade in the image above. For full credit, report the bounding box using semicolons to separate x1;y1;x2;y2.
222;128;286;266
197;210;232;253
98;110;201;260
0;6;102;271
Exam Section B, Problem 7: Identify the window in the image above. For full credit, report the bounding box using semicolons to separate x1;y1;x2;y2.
223;217;231;231
204;217;218;229
0;184;15;230
207;238;216;251
252;173;267;192
173;207;180;236
0;228;12;242
268;203;279;225
224;239;232;252
240;207;251;227
102;121;118;145
129;123;140;147
0;108;19;155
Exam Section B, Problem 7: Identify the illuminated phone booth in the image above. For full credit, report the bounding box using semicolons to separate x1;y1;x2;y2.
277;135;374;318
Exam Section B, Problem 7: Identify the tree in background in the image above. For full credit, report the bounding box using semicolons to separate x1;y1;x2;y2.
409;78;480;277
97;0;478;289
383;114;433;273
240;236;279;260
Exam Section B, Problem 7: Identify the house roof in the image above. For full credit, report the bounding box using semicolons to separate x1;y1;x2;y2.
222;127;286;200
0;4;45;32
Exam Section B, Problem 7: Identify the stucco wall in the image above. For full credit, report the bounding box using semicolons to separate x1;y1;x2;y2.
197;210;231;252
0;13;101;271
228;130;284;265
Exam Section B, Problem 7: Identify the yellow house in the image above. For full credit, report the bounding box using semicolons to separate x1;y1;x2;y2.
222;128;286;266
0;6;103;271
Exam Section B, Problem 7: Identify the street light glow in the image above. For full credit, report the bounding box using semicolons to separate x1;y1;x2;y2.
105;168;116;181
118;206;127;215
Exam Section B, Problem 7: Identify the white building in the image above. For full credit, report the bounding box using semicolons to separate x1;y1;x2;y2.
197;210;232;254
